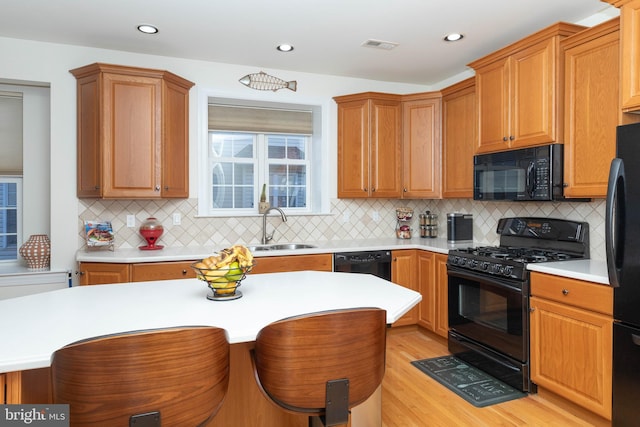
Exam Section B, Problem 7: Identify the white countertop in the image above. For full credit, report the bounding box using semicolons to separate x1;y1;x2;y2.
527;259;609;285
0;271;421;373
75;237;475;263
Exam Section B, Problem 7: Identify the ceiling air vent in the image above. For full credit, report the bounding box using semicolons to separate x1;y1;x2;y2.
361;39;399;50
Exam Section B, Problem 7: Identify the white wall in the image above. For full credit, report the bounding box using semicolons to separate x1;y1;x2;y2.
0;36;432;274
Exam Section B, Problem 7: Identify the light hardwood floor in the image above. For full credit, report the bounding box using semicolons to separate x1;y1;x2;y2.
382;327;611;427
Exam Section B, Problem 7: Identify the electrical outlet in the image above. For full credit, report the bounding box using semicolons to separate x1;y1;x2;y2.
126;215;135;228
343;212;350;223
172;213;181;225
372;211;380;222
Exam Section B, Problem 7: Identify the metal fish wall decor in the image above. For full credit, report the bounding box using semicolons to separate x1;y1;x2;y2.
239;71;297;92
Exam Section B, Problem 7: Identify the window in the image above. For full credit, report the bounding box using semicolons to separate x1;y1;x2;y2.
0;177;22;262
200;97;325;216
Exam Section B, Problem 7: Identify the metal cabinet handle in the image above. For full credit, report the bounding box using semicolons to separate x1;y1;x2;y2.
155;185;161;191
503;136;508;141
182;269;187;275
165;186;170;191
363;187;368;192
562;289;569;296
530;307;535;312
371;188;376;192
509;135;515;141
403;188;408;192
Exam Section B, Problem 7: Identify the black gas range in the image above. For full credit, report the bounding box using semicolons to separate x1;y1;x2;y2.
446;217;589;393
449;217;589;280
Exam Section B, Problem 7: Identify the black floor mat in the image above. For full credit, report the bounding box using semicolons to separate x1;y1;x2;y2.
411;355;526;408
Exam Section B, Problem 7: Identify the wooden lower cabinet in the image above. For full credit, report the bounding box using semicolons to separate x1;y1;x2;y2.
78;262;131;285
79;254;333;285
530;272;613;420
131;261;196;282
250;254;332;274
4;369;52;404
391;250;418;326
417;251;448;338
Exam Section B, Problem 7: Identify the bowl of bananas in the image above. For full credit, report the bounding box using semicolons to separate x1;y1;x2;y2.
191;244;255;301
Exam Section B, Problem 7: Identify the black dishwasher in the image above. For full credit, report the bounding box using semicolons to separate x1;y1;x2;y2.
333;251;392;281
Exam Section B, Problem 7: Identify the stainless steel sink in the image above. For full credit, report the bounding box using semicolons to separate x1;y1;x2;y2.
247;243;317;252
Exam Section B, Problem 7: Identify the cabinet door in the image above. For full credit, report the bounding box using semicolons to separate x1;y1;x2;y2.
563;21;620;198
417;251;435;331
620;0;640;111
78;262;130;285
402;97;441;198
75;73;102;197
434;254;449;338
337;98;369;198
131;261;197;282
162;79;190;197
530;296;612;420
391;250;417;326
250;254;333;274
509;38;557;148
103;72;162;198
476;57;510;153
370;99;402;198
442;78;476;198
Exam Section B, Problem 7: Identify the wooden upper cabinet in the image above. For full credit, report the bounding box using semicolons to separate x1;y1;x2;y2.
618;0;640;111
401;93;442;198
70;63;194;199
441;78;476;198
562;18;621;199
469;22;585;154
334;93;402;198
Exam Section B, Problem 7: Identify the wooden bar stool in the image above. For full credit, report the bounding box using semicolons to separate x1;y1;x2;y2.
51;326;229;427
252;308;387;427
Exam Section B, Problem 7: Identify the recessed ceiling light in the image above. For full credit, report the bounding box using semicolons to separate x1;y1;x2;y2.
277;44;294;52
137;24;159;35
444;33;463;42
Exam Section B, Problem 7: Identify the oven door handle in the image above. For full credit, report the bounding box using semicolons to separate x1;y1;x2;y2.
450;333;522;372
447;267;523;294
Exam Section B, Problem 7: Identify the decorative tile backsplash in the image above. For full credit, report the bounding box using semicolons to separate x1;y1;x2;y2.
78;197;606;260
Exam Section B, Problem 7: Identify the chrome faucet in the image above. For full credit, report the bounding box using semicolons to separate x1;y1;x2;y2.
261;207;287;244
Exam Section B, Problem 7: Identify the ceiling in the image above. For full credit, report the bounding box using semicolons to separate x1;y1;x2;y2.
0;0;617;86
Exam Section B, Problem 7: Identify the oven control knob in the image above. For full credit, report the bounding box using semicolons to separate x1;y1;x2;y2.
459;257;467;266
480;262;490;270
504;266;514;276
469;260;478;268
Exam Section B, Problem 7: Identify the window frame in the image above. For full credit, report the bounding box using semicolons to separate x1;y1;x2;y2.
0;176;23;264
197;89;330;217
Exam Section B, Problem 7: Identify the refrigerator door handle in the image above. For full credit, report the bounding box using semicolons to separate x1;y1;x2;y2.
606;158;625;288
632;334;640;346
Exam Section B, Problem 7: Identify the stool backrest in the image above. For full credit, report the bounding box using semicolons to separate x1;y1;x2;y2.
51;326;229;427
253;308;386;416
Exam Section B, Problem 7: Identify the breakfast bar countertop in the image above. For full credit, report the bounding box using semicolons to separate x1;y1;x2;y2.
0;270;421;373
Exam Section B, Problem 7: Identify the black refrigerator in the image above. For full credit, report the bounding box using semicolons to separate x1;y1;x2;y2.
607;122;640;426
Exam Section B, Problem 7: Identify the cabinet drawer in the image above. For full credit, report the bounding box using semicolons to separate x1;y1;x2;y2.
131;261;197;282
530;272;612;315
251;254;332;274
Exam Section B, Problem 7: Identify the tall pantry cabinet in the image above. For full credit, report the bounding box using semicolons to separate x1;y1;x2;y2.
71;63;194;199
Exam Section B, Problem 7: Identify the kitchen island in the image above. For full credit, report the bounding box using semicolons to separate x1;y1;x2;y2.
0;271;421;426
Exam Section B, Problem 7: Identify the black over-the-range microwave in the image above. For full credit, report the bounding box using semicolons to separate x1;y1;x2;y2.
474;144;565;201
